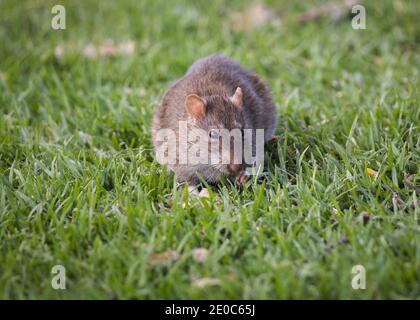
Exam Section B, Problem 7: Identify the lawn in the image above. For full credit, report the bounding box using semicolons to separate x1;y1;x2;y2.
0;0;419;299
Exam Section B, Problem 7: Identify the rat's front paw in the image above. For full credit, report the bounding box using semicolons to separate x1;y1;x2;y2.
235;171;250;184
188;186;210;198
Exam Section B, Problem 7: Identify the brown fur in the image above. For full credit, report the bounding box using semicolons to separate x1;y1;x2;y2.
151;54;276;184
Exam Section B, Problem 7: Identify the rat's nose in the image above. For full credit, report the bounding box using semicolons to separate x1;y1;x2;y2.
227;163;243;174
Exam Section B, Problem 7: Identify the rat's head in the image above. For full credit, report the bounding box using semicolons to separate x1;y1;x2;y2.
185;87;246;177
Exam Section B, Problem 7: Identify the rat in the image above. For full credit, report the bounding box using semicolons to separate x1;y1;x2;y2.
151;54;276;188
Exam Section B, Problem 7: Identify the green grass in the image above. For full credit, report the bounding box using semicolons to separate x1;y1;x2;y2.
0;0;419;299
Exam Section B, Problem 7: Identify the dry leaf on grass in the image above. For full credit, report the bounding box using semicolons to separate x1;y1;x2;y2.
393;0;404;13
230;3;280;32
191;273;239;289
82;44;97;59
92;39;135;58
54;43;77;59
54;40;135;59
366;168;378;178
54;44;65;59
192;248;209;263
298;0;357;23
148;250;179;266
192;277;222;289
403;174;418;189
223;273;239;281
122;87;147;97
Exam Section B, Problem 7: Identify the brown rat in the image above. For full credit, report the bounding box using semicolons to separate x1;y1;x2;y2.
151;54;276;185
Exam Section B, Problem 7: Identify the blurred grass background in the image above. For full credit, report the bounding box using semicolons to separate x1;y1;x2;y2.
0;0;419;299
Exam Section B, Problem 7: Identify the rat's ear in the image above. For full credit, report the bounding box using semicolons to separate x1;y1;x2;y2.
230;87;243;108
185;94;206;119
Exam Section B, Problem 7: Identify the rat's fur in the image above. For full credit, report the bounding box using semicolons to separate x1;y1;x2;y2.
151;54;276;184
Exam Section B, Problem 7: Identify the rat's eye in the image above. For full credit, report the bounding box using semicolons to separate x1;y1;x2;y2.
209;129;219;139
